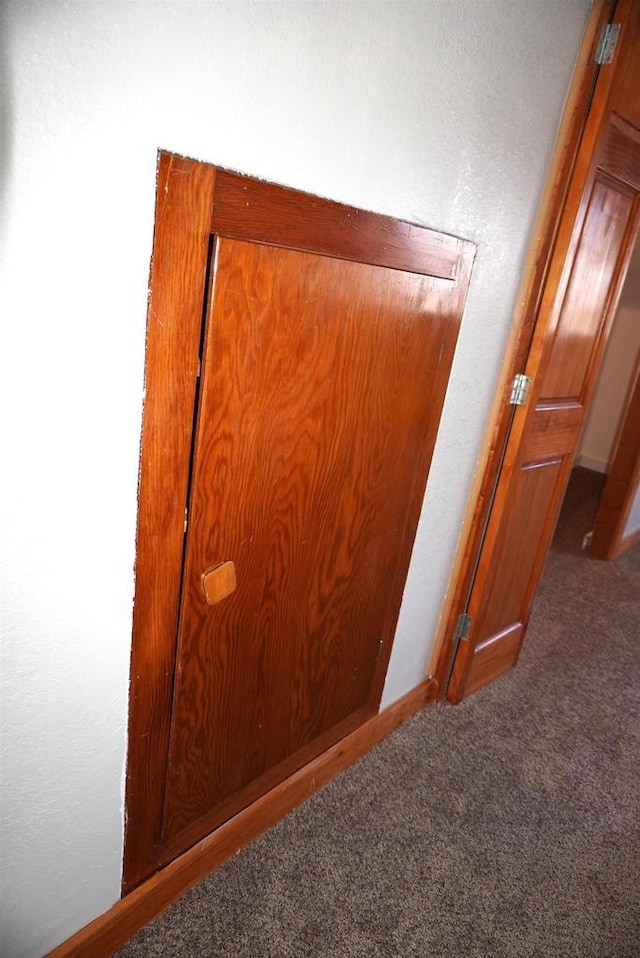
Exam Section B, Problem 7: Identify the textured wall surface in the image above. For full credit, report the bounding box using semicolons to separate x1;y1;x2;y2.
0;2;589;955
578;241;640;473
624;480;640;537
577;305;640;472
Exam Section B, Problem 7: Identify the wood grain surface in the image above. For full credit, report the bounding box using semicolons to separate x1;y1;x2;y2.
211;170;464;280
123;154;216;893
161;237;464;851
124;152;475;887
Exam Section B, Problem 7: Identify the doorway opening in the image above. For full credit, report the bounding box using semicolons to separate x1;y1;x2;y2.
542;236;640;663
572;234;640;557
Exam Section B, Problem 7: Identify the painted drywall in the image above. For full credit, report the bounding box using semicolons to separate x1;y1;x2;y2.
578;240;640;473
623;480;640;537
1;2;589;955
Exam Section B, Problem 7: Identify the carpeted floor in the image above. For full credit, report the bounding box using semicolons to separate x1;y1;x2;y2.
116;467;639;957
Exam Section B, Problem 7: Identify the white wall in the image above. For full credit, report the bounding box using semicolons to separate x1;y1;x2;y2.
624;481;640;538
1;2;589;955
578;240;640;473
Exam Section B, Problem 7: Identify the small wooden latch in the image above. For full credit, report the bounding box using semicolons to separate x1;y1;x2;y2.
201;561;237;605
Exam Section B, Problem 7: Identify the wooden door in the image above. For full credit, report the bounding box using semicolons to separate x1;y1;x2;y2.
591;352;640;558
446;0;640;702
124;160;475;888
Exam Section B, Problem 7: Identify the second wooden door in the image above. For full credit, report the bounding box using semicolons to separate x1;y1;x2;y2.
446;0;640;701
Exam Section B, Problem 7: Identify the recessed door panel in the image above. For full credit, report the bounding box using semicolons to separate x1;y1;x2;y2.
473;457;563;643
159;235;472;857
540;177;633;401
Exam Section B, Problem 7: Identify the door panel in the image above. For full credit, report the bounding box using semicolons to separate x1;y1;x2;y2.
463;456;565;698
475;457;564;639
124;158;475;888
525;402;582;460
162;238;458;851
448;109;640;702
540;177;634;400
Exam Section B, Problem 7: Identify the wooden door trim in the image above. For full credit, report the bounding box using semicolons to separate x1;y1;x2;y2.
123;153;217;894
52;678;436;958
429;0;625;692
125;153;475;892
210;170;467;279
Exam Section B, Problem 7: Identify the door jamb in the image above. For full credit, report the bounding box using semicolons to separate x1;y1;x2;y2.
123;155;218;894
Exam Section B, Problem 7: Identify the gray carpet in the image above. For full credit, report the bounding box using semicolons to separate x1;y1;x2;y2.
116;467;639;957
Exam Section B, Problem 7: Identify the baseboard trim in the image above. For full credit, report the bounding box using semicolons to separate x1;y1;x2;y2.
574;453;608;474
46;678;437;958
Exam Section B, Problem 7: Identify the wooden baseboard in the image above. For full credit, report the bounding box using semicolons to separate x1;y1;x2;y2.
47;678;437;958
574;453;608;474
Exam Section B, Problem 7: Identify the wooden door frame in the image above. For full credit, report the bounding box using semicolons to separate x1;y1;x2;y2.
122;154;217;894
430;0;637;694
123;154;475;895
